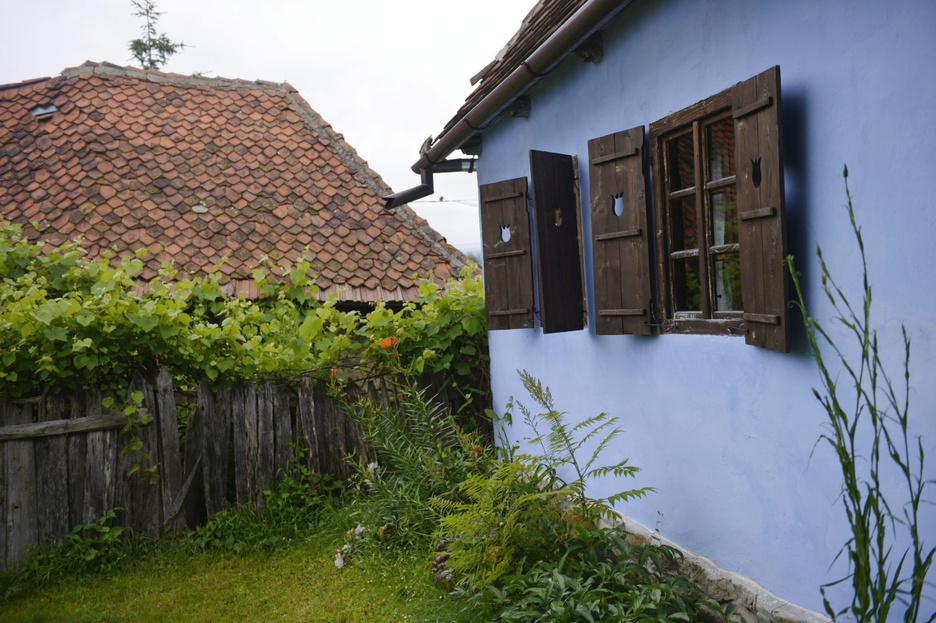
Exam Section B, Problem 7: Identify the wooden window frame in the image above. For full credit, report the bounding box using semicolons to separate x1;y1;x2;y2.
649;66;789;352
651;88;741;336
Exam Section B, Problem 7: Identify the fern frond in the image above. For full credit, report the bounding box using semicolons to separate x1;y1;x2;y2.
606;487;654;506
588;459;640;480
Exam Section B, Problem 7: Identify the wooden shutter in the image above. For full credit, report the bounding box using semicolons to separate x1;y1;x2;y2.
480;177;535;330
733;66;789;353
587;126;652;335
529;150;586;334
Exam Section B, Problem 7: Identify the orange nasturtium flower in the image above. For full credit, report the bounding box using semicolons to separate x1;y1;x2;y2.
378;336;399;350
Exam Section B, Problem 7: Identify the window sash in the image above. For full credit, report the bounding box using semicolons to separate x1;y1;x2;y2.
652;88;744;327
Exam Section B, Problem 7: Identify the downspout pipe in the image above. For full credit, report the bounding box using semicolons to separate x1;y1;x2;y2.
410;0;635;175
383;158;476;209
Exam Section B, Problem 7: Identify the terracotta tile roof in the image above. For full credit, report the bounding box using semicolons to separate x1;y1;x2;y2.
438;0;590;140
0;61;469;303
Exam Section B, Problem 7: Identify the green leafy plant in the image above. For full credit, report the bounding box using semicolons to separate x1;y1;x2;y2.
2;508;152;598
512;369;653;523
433;452;569;587
344;374;481;548
0;223;486;408
434;370;653;588
102;390;158;482
181;451;342;555
787;167;934;623
457;526;698;623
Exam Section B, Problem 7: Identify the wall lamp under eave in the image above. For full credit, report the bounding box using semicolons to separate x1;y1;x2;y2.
382;158;476;209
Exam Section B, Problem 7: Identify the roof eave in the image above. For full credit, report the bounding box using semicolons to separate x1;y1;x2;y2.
410;0;635;174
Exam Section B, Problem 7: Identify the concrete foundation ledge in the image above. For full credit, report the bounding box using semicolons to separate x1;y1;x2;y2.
610;515;831;623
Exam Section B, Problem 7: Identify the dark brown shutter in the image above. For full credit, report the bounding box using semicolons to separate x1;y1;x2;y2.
733;66;789;353
587;126;652;335
480;177;535;330
529;150;586;334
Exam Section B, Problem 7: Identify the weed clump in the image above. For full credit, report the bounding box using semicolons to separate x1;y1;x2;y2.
788;167;934;623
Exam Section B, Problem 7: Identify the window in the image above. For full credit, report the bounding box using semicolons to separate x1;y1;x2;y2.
651;91;739;322
649;66;789;352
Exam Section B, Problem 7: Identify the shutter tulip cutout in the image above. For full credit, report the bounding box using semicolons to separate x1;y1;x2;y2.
612;193;624;217
751;157;762;189
500;225;511;243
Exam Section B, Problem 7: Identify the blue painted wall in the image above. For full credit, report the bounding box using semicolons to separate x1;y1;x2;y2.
475;0;936;614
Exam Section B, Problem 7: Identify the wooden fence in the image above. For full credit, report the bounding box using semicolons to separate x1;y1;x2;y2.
0;369;386;570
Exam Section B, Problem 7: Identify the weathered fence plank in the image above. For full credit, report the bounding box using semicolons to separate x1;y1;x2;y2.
314;381;343;480
0;401;10;566
156;369;184;530
232;382;249;506
202;379;229;517
182;399;204;529
114;395;135;531
132;375;161;536
6;403;38;569
35;396;69;543
344;407;372;472
297;377;321;476
84;388;117;526
0;413;126;440
0;368;428;569
216;382;231;496
256;382;274;506
244;382;259;507
273;384;292;476
67;392;87;531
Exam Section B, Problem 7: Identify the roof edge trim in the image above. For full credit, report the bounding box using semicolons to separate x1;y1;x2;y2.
59;60;293;93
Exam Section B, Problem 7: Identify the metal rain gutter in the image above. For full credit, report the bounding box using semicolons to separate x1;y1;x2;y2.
409;0;635;175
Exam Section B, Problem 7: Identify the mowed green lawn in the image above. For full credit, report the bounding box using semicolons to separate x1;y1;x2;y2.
0;536;454;623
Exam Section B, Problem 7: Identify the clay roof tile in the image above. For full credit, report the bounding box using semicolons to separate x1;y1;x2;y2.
0;61;469;303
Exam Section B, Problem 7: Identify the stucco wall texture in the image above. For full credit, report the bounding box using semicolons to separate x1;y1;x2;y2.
475;0;936;615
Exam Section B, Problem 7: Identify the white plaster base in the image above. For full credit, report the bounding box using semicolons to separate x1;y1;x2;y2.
609;515;831;623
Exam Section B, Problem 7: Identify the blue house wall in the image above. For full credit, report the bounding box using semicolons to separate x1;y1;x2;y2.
475;0;936;614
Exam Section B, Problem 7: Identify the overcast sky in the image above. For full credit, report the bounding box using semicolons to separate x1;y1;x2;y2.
0;0;536;256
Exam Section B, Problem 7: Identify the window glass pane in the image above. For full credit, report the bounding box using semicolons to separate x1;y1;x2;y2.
707;118;734;181
714;254;743;311
666;132;695;191
711;187;738;246
673;257;702;312
671;196;698;252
